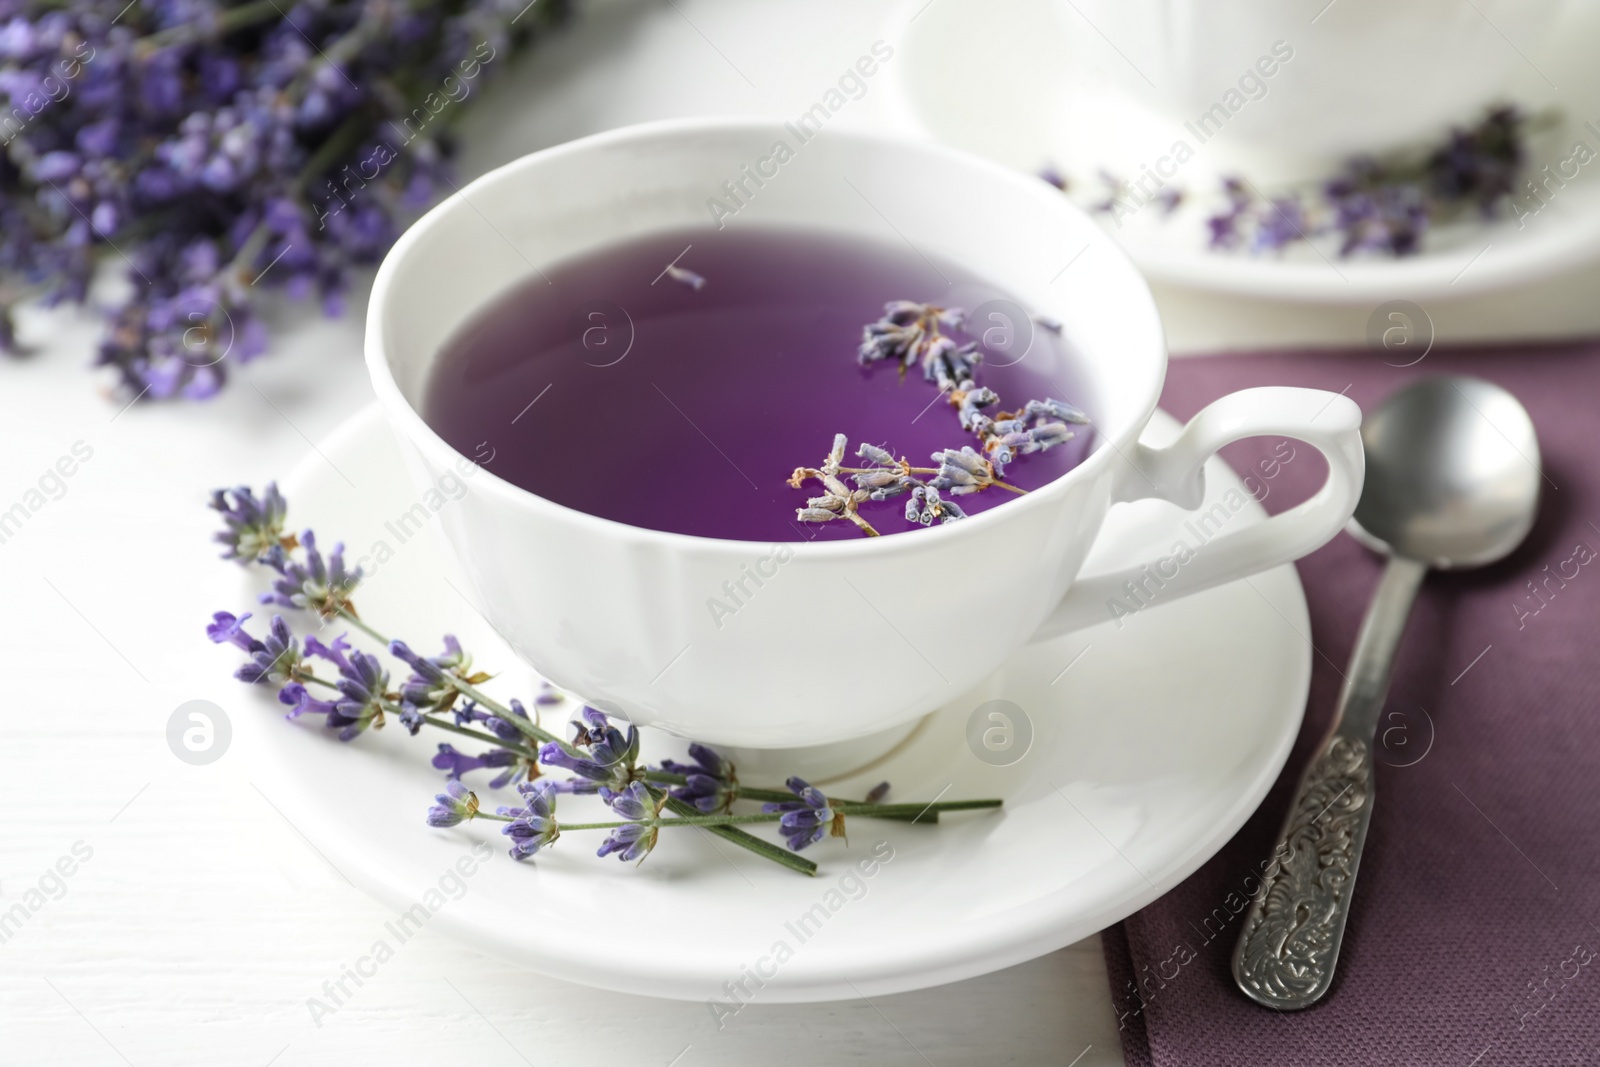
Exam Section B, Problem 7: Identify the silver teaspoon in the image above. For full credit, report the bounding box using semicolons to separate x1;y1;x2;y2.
1232;375;1541;1010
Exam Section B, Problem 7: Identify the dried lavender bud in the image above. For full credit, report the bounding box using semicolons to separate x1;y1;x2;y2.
664;264;706;291
858;301;964;370
906;484;967;526
957;384;1000;432
827;432;848;470
856;442;897;466
1026;422;1076;451
923;336;984;392
1023;398;1090;425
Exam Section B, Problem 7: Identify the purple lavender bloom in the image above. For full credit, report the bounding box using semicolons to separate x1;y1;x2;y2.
205;610;259;653
237;614;301;685
540;705;639;787
207;610;302;684
596;781;659;862
1424;106;1523;214
390;636;469;713
452;698;529;744
431;742;519;786
500;780;560;860
277;682;340;721
762;777;839;852
303;637;388;741
1251;196;1310;253
261;530;361;619
534;680;564;706
1038;164;1069;191
427;780;479;828
209;484;289;563
657;743;737;814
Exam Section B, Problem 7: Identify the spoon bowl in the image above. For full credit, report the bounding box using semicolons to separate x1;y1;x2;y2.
1350;375;1541;568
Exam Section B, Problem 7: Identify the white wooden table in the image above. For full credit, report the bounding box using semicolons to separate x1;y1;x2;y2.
5;2;1598;1064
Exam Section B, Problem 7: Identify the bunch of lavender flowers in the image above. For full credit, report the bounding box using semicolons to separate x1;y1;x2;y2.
0;0;567;399
1043;106;1543;258
790;301;1087;536
207;482;1002;875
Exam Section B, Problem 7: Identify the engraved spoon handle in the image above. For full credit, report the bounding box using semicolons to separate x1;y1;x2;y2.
1231;554;1427;1010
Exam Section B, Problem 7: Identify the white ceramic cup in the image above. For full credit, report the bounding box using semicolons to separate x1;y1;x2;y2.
1061;0;1567;160
366;118;1363;749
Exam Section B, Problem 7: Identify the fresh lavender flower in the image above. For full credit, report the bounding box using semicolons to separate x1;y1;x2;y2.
205;610;304;685
427;780;479;828
657;743;737;814
1251;196;1311;253
454;699;529;743
538;706;639;788
500;780;561;860
209;484;290;562
762;777;841;852
431;743;520;788
304;634;388;741
261;530;360;620
205;610;259;654
390;636;480;714
1425;105;1522;212
277;682;341;722
596;781;660;862
534;680;564;706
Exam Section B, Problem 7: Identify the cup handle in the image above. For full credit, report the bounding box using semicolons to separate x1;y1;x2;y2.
1031;387;1364;642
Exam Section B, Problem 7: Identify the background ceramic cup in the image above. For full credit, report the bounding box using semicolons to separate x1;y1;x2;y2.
366;118;1363;750
1060;0;1568;161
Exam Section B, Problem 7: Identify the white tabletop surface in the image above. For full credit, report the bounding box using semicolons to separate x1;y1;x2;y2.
5;2;1598;1064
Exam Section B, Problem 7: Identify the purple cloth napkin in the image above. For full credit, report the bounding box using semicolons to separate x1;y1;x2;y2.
1104;341;1600;1066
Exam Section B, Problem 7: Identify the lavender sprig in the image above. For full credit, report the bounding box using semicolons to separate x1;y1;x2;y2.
1046;106;1544;258
207;483;1000;875
792;301;1083;536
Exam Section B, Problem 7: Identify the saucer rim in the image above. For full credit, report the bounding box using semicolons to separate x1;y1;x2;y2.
240;402;1310;1002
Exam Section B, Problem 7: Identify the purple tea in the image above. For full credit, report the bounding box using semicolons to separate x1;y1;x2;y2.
422;226;1094;542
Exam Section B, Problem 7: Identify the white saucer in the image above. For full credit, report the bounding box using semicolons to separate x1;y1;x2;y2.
235;402;1310;1003
881;0;1600;304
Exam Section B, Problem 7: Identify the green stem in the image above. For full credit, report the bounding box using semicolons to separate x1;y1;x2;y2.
661;794;816;876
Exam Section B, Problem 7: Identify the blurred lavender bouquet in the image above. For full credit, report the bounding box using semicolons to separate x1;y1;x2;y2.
0;0;565;399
